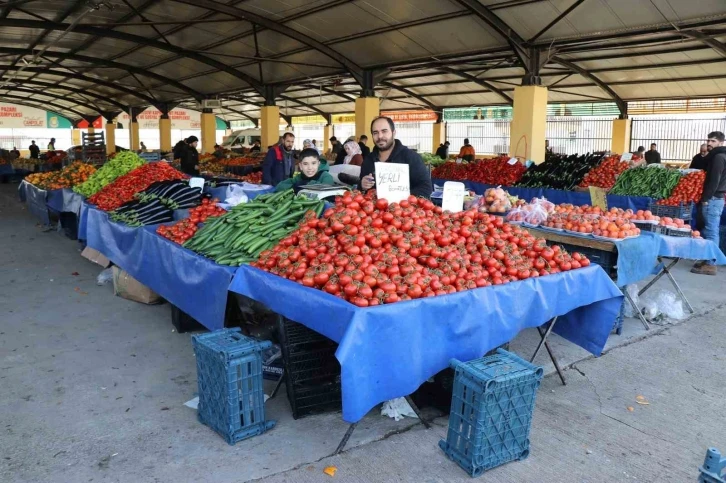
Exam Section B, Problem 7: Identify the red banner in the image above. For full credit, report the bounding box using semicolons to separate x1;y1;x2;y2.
382;110;438;122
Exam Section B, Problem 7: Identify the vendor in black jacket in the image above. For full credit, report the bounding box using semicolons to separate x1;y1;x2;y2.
358;116;432;199
179;136;200;176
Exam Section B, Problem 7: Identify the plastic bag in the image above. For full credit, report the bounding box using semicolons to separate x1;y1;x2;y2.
623;284;639;318
380;397;417;421
505;205;526;223
641;289;686;322
96;267;113;286
225;184;249;207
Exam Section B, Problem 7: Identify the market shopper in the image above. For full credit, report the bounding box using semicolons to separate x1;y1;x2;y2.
328;136;342;157
689;144;709;170
312;139;321;154
359;116;432;199
140;141;147;151
28;140;39;159
691;131;726;276
179;136;200;176
262;132;295;186
435;141;450;159
213;144;225;159
645;143;661;164
10;147;20;159
358;135;371;158
342;140;364;166
47;138;56;151
250;140;261;153
457;138;476;161
273;148;334;193
173;139;187;161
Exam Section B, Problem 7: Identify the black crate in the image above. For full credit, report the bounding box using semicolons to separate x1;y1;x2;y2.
170;304;206;333
665;227;692;238
277;317;342;419
547;241;617;279
59;212;79;240
648;201;693;221
633;221;665;234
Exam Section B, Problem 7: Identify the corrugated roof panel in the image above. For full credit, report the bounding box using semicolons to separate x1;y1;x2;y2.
614;79;726;100
240;0;327;18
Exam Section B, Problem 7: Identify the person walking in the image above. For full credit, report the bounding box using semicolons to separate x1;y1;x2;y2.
457;138;476;161
328;136;342;158
689;144;709;170
47;138;56;151
358;135;371;158
28;141;40;159
645;143;661;164
262;132;295;186
358;116;432;199
691;131;726;276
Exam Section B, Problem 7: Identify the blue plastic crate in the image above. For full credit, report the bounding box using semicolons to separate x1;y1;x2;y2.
192;328;275;445
439;349;543;477
699;447;726;482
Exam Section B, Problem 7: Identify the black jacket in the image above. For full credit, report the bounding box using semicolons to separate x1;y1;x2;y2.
173;141;186;161
435;144;448;159
358;139;432;199
645;150;661;164
359;142;370;158
701;146;726;203
28;144;40;159
335;146;347;165
690;153;708;170
180;145;200;176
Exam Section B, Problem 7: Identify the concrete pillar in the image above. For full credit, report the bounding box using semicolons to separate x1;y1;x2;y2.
432;122;446;154
323;124;333;152
130;121;140;150
159;115;172;152
71;128;81;146
509;85;548;164
260;105;280;151
105;122;116;155
88;127;95;134
355;97;379;149
611;118;631;155
200;110;216;154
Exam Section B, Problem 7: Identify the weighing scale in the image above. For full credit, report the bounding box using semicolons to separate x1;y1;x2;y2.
297;184;350;201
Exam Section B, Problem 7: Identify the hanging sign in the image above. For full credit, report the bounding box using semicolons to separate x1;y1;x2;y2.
442;181;466;213
0;103;72;128
589;186;608;212
331;113;356;124
119;108;202;129
375;162;409;204
381;110;438;122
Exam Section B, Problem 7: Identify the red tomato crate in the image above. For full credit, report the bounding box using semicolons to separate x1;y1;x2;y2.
192;328;275;445
439;349;543;477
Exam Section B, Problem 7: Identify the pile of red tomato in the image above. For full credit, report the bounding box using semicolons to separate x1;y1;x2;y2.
432;156;526;185
656;170;705;206
89;162;185;211
253;191;589;307
156;198;224;244
578;155;629;189
240;171;263;184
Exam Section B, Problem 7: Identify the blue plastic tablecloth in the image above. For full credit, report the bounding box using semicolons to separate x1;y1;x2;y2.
0;164;13;175
648;231;726;264
229;264;623;422
204;183;274;202
432;179;652;212
611;235;662;287
18;181;52;225
83;204;235;329
46;189;64;213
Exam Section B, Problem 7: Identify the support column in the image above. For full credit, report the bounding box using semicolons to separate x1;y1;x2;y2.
159;115;172;152
105;122;116;155
323;124;333;152
88;126;95;134
130;120;140;150
200;109;216;154
611;118;631;155
355;97;379;149
432;122;446;154
509;85;548;164
71;128;81;146
260;105;280;151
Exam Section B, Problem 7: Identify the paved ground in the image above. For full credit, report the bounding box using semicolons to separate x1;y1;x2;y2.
1;182;724;483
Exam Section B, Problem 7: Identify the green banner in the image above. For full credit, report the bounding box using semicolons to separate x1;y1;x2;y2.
46;112;72;128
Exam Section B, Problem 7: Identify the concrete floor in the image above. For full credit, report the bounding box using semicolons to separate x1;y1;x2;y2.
1;182;725;483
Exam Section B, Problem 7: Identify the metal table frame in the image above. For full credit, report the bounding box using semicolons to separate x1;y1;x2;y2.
632;256;694;318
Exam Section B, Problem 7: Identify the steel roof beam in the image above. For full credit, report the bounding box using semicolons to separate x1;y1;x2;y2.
379;81;438;112
0;93;89;119
438;67;513;104
527;0;587;43
552;57;626;117
680;30;726;58
0;47;202;98
0;86;114;114
3;79;129;110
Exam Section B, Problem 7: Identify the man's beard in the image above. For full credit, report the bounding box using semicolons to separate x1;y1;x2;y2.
376;138;394;151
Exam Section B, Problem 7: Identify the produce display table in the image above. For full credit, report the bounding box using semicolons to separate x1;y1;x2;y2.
203;183;274;203
82;204;235;330
229;263;623;423
17;181;58;225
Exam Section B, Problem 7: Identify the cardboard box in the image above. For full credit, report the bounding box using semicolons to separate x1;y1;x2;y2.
112;267;161;305
81;247;111;268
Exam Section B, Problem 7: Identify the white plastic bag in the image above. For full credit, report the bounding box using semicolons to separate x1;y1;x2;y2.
225;184;249;207
623;284;639;318
96;267;113;286
380;397;417;421
641;289;686;322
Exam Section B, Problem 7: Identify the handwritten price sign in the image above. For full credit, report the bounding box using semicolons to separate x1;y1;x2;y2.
375;162;410;204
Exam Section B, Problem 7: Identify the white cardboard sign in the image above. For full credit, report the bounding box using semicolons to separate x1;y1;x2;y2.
442;181;466;213
507;157;518;165
188;177;205;191
375;162;410;204
620;152;633;162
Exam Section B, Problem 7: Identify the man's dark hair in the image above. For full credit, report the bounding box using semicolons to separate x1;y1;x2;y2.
283;132;295;140
650;143;657;148
371;116;395;132
637;146;645;152
31;140;35;144
444;141;450;146
253;139;260;144
329;136;337;142
359;134;368;141
299;148;321;161
707;131;725;142
464;138;470;144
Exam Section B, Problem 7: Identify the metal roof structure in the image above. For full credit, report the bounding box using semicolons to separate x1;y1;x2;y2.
0;0;725;125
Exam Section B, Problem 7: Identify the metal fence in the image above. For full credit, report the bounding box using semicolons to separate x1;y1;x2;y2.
395;122;433;153
446;120;511;156
631;116;726;164
545;116;615;156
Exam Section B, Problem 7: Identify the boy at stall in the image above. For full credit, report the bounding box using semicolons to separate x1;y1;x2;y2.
274;148;334;193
